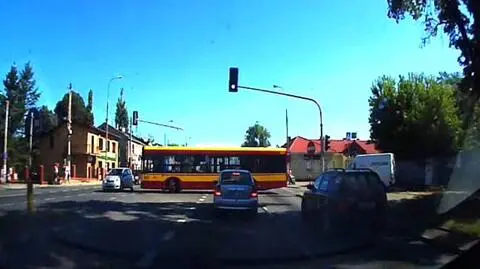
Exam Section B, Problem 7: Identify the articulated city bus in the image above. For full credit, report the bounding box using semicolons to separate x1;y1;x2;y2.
141;146;288;192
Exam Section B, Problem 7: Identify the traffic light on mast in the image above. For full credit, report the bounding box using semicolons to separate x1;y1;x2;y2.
229;67;239;92
132;111;139;126
324;135;331;152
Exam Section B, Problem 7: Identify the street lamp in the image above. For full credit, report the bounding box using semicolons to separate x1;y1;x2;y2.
105;75;123;173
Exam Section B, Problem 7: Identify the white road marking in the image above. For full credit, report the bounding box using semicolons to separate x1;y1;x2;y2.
48;190;55;194
261;206;269;213
62;189;68;192
77;193;86;197
177;219;187;223
201;195;207;199
64;195;72;199
136;230;175;268
198;198;205;202
109;197;116;200
0;193;24;198
45;197;56;201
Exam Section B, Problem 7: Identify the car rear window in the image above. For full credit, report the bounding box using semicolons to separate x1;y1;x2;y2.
220;171;252;185
108;169;123;176
316;172;341;191
343;172;368;194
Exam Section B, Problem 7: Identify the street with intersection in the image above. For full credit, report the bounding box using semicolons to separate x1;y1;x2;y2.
0;182;475;269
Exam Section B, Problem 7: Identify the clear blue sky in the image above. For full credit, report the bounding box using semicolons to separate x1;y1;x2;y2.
0;0;461;147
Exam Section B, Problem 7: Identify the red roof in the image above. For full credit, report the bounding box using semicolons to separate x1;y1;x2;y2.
287;136;379;154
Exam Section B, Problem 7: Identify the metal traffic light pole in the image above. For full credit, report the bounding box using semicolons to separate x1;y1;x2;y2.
228;67;325;172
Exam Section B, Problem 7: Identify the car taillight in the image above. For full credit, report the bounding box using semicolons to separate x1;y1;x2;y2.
214;186;222;196
250;192;258;198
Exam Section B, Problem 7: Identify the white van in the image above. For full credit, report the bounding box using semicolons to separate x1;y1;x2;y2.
348;153;396;188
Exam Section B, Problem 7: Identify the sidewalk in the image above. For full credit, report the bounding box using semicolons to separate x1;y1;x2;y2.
0;180;101;190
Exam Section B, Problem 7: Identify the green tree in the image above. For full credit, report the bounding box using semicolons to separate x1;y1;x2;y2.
387;0;479;124
242;122;271;147
86;89;93;113
114;88;129;131
369;73;461;159
54;91;93;126
0;63;41;168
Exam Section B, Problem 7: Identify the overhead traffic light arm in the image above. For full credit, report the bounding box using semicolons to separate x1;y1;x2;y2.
228;67;325;172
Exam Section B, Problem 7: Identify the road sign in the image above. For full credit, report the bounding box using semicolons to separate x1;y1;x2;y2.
306;141;316;155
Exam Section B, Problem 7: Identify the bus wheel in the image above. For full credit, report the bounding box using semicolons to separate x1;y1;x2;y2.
167;178;180;193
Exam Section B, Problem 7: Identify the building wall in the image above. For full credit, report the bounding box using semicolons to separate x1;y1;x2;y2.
38;125;119;179
290;153;348;180
130;141;143;170
86;132;119;176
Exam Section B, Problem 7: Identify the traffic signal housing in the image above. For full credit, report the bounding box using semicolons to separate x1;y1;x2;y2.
132;111;138;126
229;67;239;92
324;135;331;152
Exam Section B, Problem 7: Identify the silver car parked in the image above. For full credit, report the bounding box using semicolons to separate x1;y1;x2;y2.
213;169;259;215
102;168;134;192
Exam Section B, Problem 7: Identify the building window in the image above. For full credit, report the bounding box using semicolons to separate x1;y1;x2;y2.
49;135;54;149
99;138;103;150
112;142;116;153
107;141;110;152
132;144;135;154
90;136;94;153
112;162;115;169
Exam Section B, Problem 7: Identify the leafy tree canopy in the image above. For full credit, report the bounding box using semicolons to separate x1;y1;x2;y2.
369;73;462;159
54;91;93;126
387;0;479;125
242;122;271;147
115;88;129;131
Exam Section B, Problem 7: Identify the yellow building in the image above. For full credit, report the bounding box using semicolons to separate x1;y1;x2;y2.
38;123;120;179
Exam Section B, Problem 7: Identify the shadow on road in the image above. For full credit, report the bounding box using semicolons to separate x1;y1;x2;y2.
0;190;478;269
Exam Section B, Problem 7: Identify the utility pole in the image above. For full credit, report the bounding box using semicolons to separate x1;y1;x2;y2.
67;84;72;183
286;109;289;147
129;116;133;169
3;100;9;183
27;111;34;214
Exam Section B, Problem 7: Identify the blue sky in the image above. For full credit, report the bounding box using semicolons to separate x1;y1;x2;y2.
0;0;461;147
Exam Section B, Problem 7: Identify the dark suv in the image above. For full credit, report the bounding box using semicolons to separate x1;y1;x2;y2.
301;169;387;236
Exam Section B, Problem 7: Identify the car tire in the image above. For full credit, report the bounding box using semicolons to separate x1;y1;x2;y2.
301;199;312;221
166;178;181;193
249;207;258;218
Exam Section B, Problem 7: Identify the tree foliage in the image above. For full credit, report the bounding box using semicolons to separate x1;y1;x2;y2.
115;88;129;131
387;0;480;129
369;73;461;159
242;122;271;147
0;63;41;167
86;89;93;113
54;91;93;126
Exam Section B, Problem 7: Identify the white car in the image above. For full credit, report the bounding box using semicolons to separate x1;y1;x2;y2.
102;168;134;192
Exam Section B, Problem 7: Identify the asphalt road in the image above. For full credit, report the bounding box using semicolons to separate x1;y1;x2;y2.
0;184;467;269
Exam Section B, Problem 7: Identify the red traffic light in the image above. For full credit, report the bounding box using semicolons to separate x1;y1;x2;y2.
229;67;239;92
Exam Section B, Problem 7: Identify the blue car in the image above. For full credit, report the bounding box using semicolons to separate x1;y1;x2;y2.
213;169;259;215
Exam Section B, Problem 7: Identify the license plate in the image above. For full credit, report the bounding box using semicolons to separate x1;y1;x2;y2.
358;202;374;210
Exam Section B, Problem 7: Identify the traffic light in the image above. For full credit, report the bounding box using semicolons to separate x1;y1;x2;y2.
324;135;331;151
229;67;239;92
132;111;138;126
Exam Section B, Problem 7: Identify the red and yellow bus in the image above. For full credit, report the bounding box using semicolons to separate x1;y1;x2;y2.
140;146;288;192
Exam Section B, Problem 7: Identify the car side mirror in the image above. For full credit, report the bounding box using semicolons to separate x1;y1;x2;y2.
306;184;315;190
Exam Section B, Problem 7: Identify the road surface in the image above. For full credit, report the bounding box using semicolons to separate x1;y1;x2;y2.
0;184;468;269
